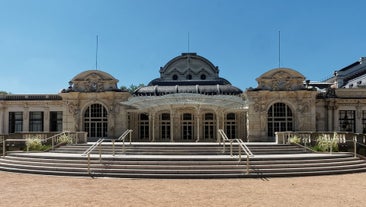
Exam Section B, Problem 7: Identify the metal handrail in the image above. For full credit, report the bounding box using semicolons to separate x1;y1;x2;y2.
117;129;133;141
82;138;104;156
117;129;133;154
218;129;252;174
82;138;105;174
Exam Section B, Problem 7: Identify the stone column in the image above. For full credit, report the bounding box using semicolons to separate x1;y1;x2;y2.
23;106;29;132
216;109;224;142
170;109;174;142
196;114;200;142
44;107;50;132
0;106;4;134
151;113;155;142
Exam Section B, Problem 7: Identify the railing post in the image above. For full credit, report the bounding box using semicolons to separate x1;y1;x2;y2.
230;140;233;157
87;153;91;174
304;137;307;152
2;138;5;157
112;139;115;156
129;131;132;144
123;139;126;154
246;154;249;175
354;136;357;158
238;144;241;162
98;143;102;162
222;139;225;153
52;137;55;151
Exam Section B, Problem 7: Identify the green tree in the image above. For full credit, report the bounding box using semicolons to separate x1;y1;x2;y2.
120;84;145;93
0;91;10;95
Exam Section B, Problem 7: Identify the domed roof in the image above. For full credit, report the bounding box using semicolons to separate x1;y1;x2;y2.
64;70;120;92
255;68;306;91
151;53;222;85
134;53;242;96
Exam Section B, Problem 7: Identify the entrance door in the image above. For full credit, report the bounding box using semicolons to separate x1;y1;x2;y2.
182;113;194;140
84;104;108;138
267;103;293;137
203;113;216;140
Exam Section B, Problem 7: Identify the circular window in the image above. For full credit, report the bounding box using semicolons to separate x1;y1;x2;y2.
172;75;178;80
200;74;206;80
186;74;192;80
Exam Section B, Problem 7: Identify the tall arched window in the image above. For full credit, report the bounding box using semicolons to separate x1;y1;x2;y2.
267;103;293;137
203;113;216;140
139;113;149;140
182;113;194;140
160;113;171;140
225;113;237;139
84;104;108;138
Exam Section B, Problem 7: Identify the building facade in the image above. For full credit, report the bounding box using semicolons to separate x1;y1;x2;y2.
1;53;366;142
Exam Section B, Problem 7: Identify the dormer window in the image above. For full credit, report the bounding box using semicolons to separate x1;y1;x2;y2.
173;75;178;80
200;74;206;80
186;74;192;80
357;81;362;85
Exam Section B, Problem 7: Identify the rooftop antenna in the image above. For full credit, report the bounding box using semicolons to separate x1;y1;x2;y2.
278;30;281;68
95;35;99;70
187;32;191;68
187;32;190;53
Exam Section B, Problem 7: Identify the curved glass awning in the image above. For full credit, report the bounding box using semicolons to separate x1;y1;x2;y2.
121;93;247;111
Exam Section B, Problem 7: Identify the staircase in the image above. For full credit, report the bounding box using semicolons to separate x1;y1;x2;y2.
0;142;366;178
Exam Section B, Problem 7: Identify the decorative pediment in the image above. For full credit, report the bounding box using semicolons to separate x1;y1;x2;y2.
255;68;305;91
69;70;119;92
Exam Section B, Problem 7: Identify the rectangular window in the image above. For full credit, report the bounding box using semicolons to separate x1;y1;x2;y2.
9;112;23;133
160;113;170;140
363;111;366;133
339;110;355;132
50;111;63;132
225;113;237;139
29;111;44;132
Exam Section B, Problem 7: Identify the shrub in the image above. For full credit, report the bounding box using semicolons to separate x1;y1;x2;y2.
25;136;48;151
314;135;339;152
289;135;301;144
57;134;73;144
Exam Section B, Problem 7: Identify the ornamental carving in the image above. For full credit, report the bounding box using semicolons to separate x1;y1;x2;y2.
255;68;305;91
66;70;119;93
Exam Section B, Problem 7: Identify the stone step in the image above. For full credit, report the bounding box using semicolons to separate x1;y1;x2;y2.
52;143;308;155
1;142;366;178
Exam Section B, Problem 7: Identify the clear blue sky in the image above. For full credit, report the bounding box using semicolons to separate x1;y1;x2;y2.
1;0;366;94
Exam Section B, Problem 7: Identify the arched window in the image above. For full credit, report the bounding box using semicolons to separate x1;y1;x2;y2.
267;103;293;137
84;104;108;138
182;113;194;140
160;113;171;140
139;113;149;140
225;113;237;139
203;113;216;140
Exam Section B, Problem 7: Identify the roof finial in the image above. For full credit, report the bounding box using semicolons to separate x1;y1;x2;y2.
278;30;281;68
95;35;99;70
187;32;190;53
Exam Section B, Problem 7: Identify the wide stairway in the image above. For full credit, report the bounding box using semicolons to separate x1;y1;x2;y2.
1;142;366;178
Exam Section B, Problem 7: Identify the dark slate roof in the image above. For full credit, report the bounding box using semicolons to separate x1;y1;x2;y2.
0;94;62;101
148;78;231;86
134;84;242;96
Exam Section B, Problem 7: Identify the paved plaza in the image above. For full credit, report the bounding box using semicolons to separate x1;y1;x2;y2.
1;171;365;207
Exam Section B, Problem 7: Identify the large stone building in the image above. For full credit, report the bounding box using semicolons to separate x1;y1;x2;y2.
1;53;366;142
